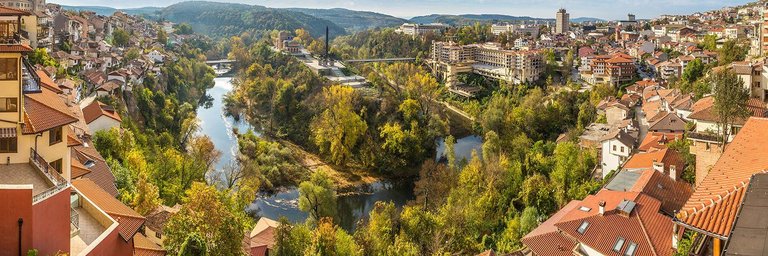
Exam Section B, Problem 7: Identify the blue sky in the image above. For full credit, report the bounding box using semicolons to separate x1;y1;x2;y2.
51;0;753;20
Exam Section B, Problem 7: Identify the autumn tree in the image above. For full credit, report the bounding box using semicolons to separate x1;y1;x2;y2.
311;85;367;165
164;183;248;256
412;160;456;210
712;70;750;147
298;171;337;223
132;172;161;215
112;28;130;47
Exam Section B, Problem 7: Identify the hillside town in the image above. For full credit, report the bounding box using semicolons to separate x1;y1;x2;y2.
3;0;768;255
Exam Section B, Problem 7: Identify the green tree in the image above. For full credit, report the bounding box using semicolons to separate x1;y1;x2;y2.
712;70;750;148
273;218;312;256
682;59;704;84
28;48;58;67
701;34;717;51
178;233;207;256
164;183;248;256
112;28;130;47
175;23;194;35
718;40;747;65
132;172;161;215
311;85;368;165
298;171;337;222
157;27;168;45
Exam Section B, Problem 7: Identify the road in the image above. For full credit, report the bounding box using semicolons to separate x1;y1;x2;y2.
634;105;649;143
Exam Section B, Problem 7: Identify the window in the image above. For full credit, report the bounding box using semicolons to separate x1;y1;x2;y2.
613;237;626;252
621;146;625;153
0;58;17;80
50;159;62;174
155;231;162;239
0;97;16;112
705;142;711;151
49;126;62;145
0;137;16;153
624;242;638;256
577;221;589;234
613;145;617;151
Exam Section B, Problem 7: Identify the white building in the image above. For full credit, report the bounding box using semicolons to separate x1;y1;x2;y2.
600;129;635;178
82;101;122;133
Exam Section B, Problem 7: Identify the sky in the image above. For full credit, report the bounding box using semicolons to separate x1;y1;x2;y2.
50;0;753;20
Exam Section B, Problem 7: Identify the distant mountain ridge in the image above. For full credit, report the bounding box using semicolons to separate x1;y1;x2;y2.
409;14;605;25
285;8;407;32
60;5;161;16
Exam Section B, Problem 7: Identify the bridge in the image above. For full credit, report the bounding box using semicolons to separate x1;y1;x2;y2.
344;58;416;63
205;59;237;65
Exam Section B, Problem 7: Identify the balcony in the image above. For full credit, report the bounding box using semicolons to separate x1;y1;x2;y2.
688;132;722;143
29;147;68;202
22;58;42;94
0;163;53;196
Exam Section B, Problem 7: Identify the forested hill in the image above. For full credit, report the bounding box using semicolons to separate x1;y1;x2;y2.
158;1;346;39
286;8;407;32
409;14;605;25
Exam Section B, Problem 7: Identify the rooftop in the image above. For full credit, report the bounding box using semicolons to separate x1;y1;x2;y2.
723;173;768;256
0;163;53;196
677;117;768;238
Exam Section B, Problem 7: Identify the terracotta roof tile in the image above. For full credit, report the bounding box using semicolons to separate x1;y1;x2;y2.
133;233;166;256
649;112;686;132
629;169;693;215
250;217;280;249
22;87;78;134
0;44;32;52
677;117;768;238
0;6;31;16
73;178;144;241
82;100;122;124
531;190;676;256
35;70;62;94
72;146;119;196
623;148;686;179
638;132;683;152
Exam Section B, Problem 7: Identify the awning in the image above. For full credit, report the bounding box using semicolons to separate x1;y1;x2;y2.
0;127;17;138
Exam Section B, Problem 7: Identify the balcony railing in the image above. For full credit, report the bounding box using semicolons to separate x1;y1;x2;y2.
71;208;80;230
30;148;68;203
22;58;42;94
688;132;722;143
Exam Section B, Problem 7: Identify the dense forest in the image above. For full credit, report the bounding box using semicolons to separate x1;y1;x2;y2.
158;1;345;39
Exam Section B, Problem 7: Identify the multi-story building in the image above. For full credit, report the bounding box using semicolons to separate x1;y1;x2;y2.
0;8;162;255
0;0;44;12
430;41;544;86
556;8;569;34
396;23;448;37
583;53;637;86
490;23;540;38
761;7;768;55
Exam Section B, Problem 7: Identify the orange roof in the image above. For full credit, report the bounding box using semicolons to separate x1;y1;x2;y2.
638;132;682;152
35;70;62;94
133;233;166;256
605;56;633;64
0;44;32;52
82;100;122;124
0;6;31;16
71;155;91;178
250;217;280;249
22;87;79;134
623;148;685;177
73;146;119;196
677;117;768;238
524;190;676;256
629;169;693;214
73;178;145;241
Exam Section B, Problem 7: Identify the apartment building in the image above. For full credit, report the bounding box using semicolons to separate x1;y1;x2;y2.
396;23;448;37
556;8;569;34
582;53;637;86
430;41;544;86
490;23;540;38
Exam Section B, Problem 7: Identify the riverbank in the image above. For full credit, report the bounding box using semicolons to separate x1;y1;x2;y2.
278;139;384;192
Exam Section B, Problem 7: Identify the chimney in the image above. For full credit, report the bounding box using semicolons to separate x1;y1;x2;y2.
599;201;606;215
672;224;679;249
670;165;677;181
652;159;664;173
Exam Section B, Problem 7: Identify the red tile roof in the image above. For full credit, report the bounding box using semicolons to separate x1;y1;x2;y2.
0;44;32;52
623;148;685;178
677;117;768;238
35;70;62;94
22;87;79;134
524;190;676;256
0;6;31;16
72;145;119;196
73;178;145;241
629;169;693;214
133;233;166;256
638;132;683;152
82;100;122;124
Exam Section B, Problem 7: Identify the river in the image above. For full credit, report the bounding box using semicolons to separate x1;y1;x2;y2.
198;77;482;231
